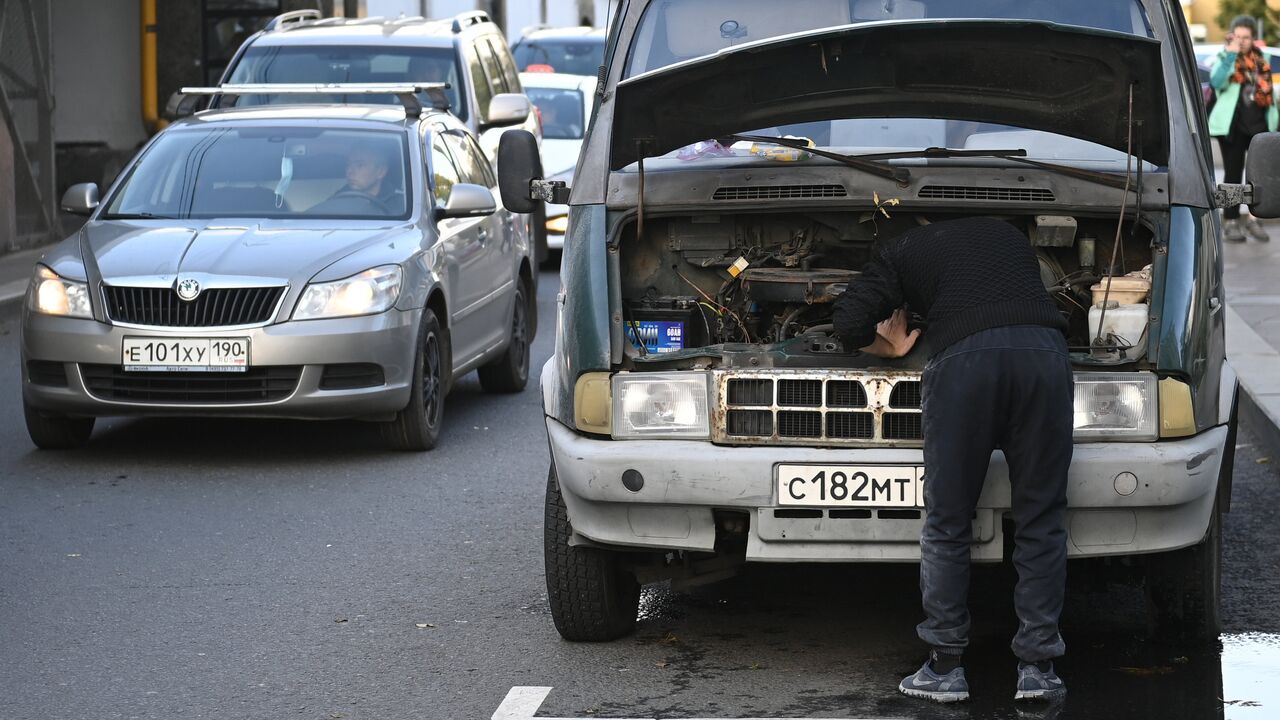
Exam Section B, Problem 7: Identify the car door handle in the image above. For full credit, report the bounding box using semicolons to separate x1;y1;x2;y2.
477;229;489;245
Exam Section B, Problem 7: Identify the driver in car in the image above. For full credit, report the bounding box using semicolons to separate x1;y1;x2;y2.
331;146;400;212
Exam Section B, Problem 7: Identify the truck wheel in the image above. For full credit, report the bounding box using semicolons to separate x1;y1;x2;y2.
23;400;94;450
544;464;640;641
380;310;447;451
477;276;531;393
1144;500;1221;643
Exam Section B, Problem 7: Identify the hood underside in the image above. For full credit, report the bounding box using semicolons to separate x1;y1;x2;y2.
611;20;1167;170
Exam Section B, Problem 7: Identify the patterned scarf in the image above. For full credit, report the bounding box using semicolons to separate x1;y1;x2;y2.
1232;48;1273;109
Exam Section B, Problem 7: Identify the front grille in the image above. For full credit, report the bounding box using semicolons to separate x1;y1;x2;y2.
80;364;301;404
103;285;286;327
918;185;1055;203
713;184;847;200
716;371;923;446
27;360;68;387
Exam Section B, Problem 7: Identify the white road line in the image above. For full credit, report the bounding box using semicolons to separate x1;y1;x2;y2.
492;686;897;720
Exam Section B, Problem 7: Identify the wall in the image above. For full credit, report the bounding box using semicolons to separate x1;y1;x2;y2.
51;0;145;150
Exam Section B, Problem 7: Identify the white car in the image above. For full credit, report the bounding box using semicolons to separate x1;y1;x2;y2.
520;72;597;254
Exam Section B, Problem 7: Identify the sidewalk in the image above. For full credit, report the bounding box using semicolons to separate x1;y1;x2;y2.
1224;234;1280;457
0;244;53;306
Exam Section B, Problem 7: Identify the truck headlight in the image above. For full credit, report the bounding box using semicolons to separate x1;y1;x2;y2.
294;265;402;320
29;265;92;319
612;372;710;439
1073;372;1158;441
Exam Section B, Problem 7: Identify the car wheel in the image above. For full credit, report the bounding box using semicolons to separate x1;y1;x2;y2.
544;464;641;641
380;310;447;451
477;275;531;393
1144;499;1222;644
23;399;94;450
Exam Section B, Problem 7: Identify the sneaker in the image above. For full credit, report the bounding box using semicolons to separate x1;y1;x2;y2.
1224;218;1247;243
899;660;970;703
1243;216;1271;242
1015;661;1067;702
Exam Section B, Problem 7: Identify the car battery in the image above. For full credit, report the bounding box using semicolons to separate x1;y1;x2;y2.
624;304;703;354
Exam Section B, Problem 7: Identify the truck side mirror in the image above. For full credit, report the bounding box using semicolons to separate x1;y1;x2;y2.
60;183;100;215
497;130;544;214
1247;132;1280;218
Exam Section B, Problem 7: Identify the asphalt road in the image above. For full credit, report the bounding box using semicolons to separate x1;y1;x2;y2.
1;270;1278;720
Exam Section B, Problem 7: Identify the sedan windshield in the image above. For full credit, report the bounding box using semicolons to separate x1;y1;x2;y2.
225;45;465;120
103;127;412;221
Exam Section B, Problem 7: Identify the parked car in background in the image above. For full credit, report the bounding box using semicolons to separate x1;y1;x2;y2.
520;72;597;258
512;26;607;76
207;9;552;262
22;86;539;451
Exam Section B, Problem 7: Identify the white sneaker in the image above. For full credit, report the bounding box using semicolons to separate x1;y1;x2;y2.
1242;216;1271;242
1224;218;1247;243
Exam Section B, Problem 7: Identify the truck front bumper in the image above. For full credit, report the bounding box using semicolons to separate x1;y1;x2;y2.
546;418;1227;562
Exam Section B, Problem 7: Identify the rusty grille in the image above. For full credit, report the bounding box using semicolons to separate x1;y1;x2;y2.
716;371;923;446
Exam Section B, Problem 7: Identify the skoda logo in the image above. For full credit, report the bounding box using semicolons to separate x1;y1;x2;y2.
175;278;201;302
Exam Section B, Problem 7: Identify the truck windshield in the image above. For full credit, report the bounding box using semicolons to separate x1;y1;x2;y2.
103;127;412;221
225;45;465;120
625;0;1153;78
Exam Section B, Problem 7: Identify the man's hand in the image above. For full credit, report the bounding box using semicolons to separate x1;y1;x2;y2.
860;308;921;359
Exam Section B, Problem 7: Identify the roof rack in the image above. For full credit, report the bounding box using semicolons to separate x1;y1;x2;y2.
180;83;452;115
452;10;490;33
264;10;322;32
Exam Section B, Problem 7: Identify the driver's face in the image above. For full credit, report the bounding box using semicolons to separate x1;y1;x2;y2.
347;151;388;193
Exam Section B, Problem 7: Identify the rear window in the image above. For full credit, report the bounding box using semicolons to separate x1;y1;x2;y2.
626;0;1153;78
513;38;606;76
226;45;467;120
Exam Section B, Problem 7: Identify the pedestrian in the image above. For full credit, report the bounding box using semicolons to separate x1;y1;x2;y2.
833;217;1074;704
1210;15;1277;242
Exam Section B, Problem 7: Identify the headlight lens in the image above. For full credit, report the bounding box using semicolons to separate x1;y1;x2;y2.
545;214;568;234
294;265;402;320
612;372;710;439
1073;372;1158;441
29;265;92;319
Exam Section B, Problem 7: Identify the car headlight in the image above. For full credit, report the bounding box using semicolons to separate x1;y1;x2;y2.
294;265;402;320
545;214;568;235
29;265;92;319
1073;372;1158;441
612;372;710;439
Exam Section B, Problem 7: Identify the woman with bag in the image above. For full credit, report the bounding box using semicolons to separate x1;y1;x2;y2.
1210;15;1277;242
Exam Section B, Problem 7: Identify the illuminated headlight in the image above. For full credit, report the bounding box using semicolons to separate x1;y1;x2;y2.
612;372;710;439
1073;372;1158;441
294;265;402;320
29;265;92;319
545;214;569;235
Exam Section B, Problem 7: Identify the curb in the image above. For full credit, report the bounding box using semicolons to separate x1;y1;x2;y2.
0;279;26;307
1226;306;1280;461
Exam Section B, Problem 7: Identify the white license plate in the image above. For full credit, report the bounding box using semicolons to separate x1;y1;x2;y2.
776;465;923;508
121;337;250;372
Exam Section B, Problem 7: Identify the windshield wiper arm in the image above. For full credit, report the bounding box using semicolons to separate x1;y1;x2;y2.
853;147;1133;192
102;212;178;220
727;134;909;184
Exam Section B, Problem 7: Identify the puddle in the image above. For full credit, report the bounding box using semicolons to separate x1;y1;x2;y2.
1222;633;1279;718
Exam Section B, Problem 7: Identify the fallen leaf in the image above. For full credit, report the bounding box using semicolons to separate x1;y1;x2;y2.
415;623;436;629
659;632;681;645
654;661;668;668
1256;457;1271;464
749;662;763;670
334;617;348;623
1115;665;1174;676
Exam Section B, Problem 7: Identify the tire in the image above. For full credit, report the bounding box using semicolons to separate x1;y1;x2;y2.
544;464;641;641
380;310;447;451
533;202;549;264
477;275;531;393
23;400;94;450
1144;500;1222;644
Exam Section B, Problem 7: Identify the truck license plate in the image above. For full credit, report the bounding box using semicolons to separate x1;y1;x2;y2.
776;465;923;507
121;337;250;372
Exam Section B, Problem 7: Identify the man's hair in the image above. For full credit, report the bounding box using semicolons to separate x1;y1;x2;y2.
349;145;390;169
1231;15;1259;36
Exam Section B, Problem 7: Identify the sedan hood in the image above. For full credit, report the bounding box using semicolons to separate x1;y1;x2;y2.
611;20;1167;169
82;220;412;288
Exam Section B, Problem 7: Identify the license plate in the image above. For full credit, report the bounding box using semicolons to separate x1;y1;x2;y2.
121;337;250;372
776;465;923;507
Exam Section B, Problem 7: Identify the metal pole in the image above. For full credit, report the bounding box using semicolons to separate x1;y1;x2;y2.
539;0;547;25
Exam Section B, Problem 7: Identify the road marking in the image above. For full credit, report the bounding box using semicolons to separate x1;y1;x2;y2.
492;686;896;720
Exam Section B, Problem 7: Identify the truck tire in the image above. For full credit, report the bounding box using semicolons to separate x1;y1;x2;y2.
544;464;640;641
477;275;531;393
380;310;447;451
1144;500;1222;643
23;400;94;450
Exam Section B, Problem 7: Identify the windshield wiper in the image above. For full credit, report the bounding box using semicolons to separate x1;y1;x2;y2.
727;134;909;184
852;147;1133;192
101;212;178;220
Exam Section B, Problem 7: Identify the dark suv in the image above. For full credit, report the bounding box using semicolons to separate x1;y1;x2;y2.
214;9;550;260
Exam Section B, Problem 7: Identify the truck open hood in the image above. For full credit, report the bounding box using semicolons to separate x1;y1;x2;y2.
610;20;1167;170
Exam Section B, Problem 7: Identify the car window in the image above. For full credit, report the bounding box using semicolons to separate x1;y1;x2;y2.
225;44;466;120
430;135;462;206
513;38;605;76
464;45;494;124
625;0;1153;78
103;126;412;220
474;39;509;96
526;87;586;140
488;37;523;92
441;132;492;187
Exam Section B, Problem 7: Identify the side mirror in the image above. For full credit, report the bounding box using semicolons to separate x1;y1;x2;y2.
164;91;202;120
1247;132;1280;218
497;130;544;214
60;183;100;216
437;183;497;219
487;93;532;127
